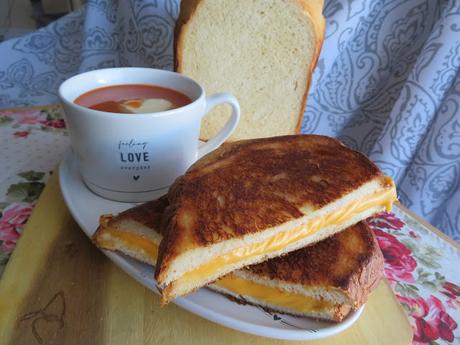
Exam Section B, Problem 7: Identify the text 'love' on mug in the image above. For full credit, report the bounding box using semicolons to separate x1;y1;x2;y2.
59;67;240;202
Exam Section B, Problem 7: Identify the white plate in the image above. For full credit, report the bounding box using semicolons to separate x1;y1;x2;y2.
58;150;364;341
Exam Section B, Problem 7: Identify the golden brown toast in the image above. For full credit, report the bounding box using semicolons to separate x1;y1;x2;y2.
94;198;383;321
155;135;395;303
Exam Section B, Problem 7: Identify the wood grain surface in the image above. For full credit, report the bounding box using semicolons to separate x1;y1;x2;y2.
0;172;413;345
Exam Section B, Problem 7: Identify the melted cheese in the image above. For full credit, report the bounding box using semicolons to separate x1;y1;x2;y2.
175;182;396;287
104;232;333;313
214;274;332;312
109;231;158;261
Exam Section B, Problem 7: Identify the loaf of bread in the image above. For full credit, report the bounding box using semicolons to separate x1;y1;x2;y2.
175;0;325;141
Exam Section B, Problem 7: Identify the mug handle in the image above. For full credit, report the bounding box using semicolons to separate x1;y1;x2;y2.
198;93;240;158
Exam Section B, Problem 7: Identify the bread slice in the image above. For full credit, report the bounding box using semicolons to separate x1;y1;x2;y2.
175;0;325;141
93;198;384;322
154;135;396;303
94;197;168;263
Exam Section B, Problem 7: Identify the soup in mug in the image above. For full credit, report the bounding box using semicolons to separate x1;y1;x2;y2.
74;84;192;114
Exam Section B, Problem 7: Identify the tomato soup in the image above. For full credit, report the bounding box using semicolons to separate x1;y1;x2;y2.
74;84;192;113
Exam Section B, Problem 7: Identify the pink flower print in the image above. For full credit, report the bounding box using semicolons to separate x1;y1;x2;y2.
14;130;30;138
442;281;460;310
368;212;405;230
409;230;420;239
399;295;458;344
1;202;33;226
0;203;34;253
442;281;460;299
0;225;19;253
13;110;47;125
44;118;66;129
374;229;417;283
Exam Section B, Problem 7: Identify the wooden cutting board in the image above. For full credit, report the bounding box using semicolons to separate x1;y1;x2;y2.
0;172;413;345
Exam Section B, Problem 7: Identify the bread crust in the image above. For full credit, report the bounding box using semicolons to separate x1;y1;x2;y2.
93;196;169;242
293;0;325;133
174;0;326;138
174;0;201;71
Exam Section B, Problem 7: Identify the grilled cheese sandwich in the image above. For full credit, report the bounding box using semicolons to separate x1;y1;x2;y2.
155;135;396;302
94;196;385;322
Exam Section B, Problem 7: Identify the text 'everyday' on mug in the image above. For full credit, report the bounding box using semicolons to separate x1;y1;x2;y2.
59;67;240;202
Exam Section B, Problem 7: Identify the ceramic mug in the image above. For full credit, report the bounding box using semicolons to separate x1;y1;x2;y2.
59;67;240;202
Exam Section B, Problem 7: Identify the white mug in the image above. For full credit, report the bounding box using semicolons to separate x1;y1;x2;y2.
59;67;240;202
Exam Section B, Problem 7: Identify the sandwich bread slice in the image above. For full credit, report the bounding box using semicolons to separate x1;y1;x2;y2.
175;0;325;141
94;198;384;322
153;135;396;303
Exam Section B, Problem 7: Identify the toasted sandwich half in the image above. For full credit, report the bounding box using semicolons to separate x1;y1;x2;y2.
93;198;384;322
154;135;396;303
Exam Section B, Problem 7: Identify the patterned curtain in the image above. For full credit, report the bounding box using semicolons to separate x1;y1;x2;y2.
0;0;459;240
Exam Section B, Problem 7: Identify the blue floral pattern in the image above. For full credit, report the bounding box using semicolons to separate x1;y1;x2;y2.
0;0;458;240
304;0;460;241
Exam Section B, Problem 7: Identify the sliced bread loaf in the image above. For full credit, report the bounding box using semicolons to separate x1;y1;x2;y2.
175;0;325;141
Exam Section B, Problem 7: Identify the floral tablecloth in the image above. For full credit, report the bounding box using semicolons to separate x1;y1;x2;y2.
1;105;459;344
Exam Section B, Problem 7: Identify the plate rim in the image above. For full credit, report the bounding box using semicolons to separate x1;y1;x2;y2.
58;150;364;341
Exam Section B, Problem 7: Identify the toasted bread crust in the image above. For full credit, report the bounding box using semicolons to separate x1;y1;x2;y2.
95;196;168;237
174;0;325;138
93;215;113;247
245;221;384;308
93;196;168;247
293;0;325;133
155;135;388;287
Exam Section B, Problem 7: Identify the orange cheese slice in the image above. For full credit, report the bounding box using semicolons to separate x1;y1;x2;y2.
215;273;333;312
99;230;158;264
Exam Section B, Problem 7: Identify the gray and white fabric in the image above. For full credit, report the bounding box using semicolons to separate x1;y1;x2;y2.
0;0;459;240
